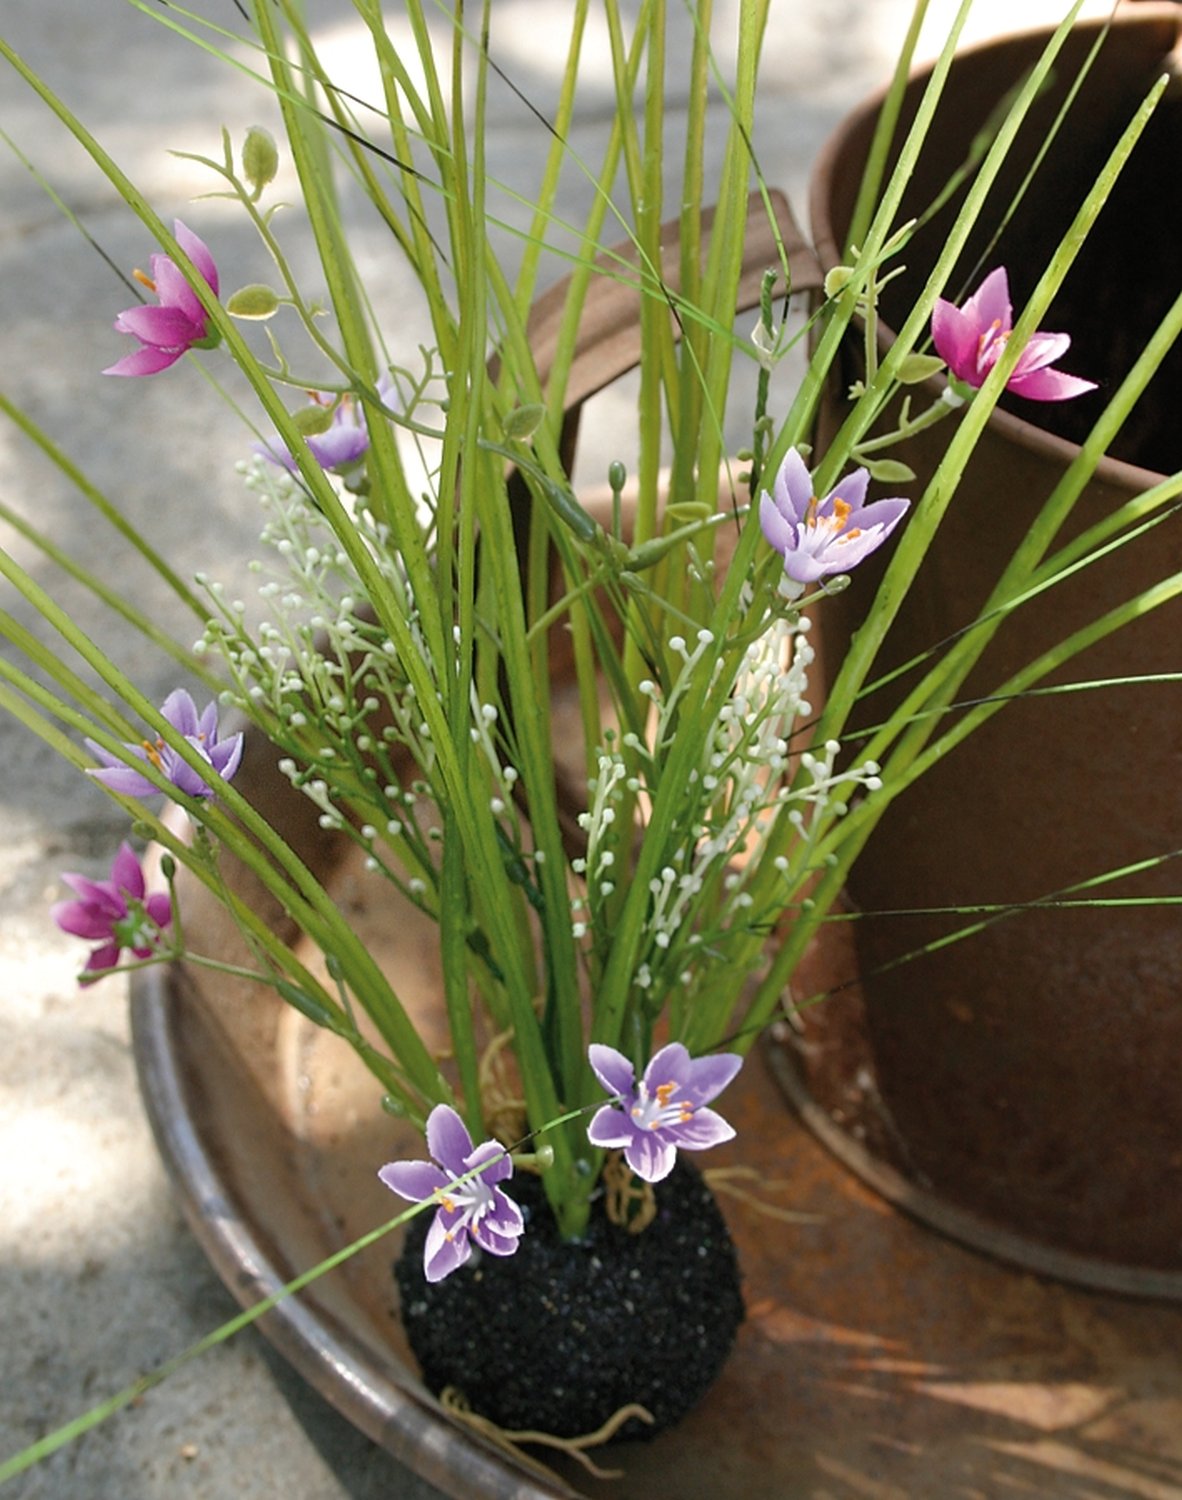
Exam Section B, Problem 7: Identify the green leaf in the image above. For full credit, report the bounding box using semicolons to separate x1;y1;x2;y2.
861;457;916;483
896;352;947;385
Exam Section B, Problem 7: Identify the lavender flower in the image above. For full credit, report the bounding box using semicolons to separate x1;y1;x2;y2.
587;1042;742;1183
104;221;221;378
759;448;909;600
255;394;370;474
86;689;244;800
52;841;172;981
378;1104;525;1283
931;267;1096;402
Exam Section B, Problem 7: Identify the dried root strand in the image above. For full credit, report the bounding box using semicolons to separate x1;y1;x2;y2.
440;1387;655;1481
602;1150;657;1234
704;1165;824;1224
477;1027;529;1147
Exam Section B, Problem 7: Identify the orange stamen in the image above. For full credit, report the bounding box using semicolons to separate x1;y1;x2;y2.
132;268;156;293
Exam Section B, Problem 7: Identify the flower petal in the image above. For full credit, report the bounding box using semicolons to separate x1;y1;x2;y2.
110;842;146;900
624;1132;677;1183
820;465;869;515
82;941;121;975
161;689;201;738
587;1103;634;1150
931;298;982;385
1007;366;1097;401
112;303;201;349
145;892;173;930
587;1043;637;1100
466;1138;512;1186
307;424;370;470
965;267;1012;333
773;446;814;522
422;1211;470;1283
681;1050;743;1106
208;730;245;783
425;1104;474;1174
52;899;118;940
103;345;186;378
85;762;160;797
173;219;219;296
378;1160;448;1202
643;1041;695;1086
670;1105;736;1151
759;489;797;556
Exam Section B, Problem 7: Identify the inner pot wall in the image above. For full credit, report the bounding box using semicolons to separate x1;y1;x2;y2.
781;9;1182;1279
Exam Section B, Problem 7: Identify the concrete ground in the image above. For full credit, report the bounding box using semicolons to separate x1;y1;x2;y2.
0;2;1117;1497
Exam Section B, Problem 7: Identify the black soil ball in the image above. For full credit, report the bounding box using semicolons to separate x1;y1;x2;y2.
394;1160;744;1440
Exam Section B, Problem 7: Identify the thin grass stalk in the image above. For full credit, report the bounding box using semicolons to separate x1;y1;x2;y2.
843;0;933;256
814;52;1160;750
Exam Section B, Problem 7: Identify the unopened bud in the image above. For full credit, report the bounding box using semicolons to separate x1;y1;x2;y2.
292;403;334;437
242;125;279;196
227;283;281;320
502;402;546;440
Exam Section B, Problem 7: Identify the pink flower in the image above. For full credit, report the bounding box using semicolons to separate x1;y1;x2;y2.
931;267;1096;402
52;842;172;981
104;221;220;378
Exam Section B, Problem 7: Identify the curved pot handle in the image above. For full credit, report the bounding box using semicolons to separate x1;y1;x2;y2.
505;189;821;858
519;187;823;439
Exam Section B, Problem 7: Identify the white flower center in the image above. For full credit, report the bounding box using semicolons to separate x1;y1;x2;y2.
630;1079;694;1132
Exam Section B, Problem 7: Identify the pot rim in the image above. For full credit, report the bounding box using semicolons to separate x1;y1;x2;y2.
129;963;577;1500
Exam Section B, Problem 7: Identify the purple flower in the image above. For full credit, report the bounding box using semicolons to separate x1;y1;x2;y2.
86;689;244;800
759;448;909;600
104;220;220;378
255;394;370;473
52;841;172;981
255;377;393;474
378;1104;525;1283
931;267;1096;402
587;1042;742;1183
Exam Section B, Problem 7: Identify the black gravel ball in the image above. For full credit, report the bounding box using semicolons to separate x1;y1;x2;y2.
394;1160;744;1440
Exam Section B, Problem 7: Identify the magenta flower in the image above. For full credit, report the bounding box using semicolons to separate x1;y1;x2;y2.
52;841;172;981
104;220;220;378
86;689;244;800
759;448;909;600
587;1042;742;1183
931;267;1096;402
379;1105;525;1283
254;394;371;474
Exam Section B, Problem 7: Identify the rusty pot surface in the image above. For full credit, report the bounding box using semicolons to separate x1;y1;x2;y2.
776;6;1182;1285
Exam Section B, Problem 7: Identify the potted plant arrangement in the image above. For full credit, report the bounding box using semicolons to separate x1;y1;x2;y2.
1;0;1180;1493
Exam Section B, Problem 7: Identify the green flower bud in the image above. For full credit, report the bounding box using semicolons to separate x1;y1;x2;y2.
226;283;281;320
823;265;855;299
292;403;334;437
242;125;279;196
502;402;546;440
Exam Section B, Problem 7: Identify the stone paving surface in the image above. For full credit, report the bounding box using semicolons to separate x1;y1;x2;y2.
0;3;1112;1496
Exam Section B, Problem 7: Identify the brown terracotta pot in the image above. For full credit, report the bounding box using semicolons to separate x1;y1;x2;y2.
772;4;1182;1290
